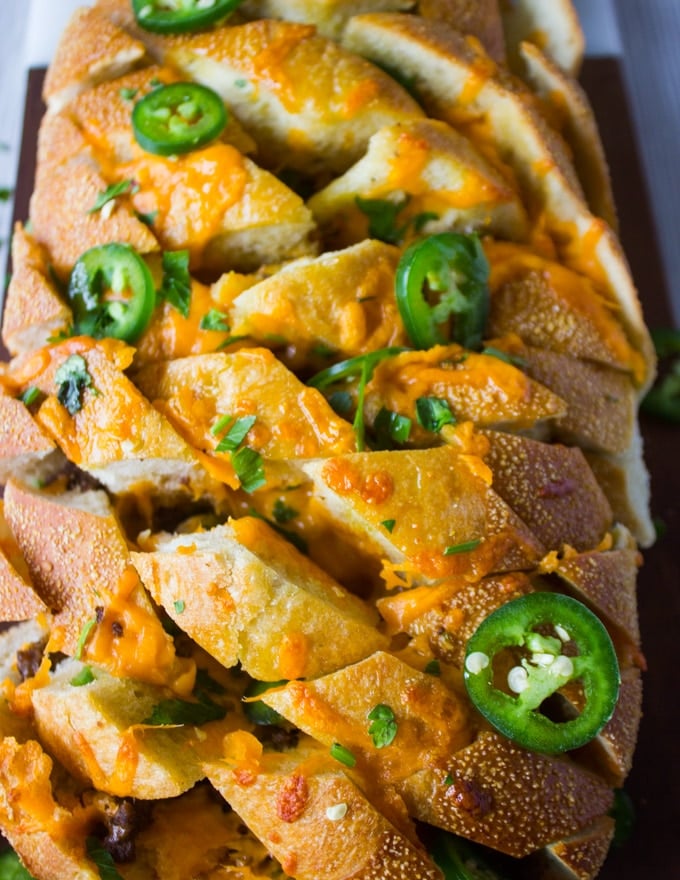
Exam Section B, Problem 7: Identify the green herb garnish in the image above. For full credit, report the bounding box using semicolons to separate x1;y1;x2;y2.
55;354;96;415
424;659;441;676
86;837;124;880
143;695;226;726
272;499;298;524
119;87;139;101
415;396;455;432
88;179;138;214
74;617;97;660
443;539;481;556
232;447;265;493
200;308;230;332
373;407;412;448
367;703;398;749
19;386;41;407
215;415;256;453
158;249;192;318
0;849;38;879
173;599;186;614
70;666;95;687
330;742;356;767
380;519;396;533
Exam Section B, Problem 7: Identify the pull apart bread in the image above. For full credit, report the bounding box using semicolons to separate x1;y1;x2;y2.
0;1;655;878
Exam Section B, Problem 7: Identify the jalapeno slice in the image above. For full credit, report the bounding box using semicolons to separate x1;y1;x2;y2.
427;829;508;880
68;243;155;343
463;593;620;755
132;0;244;34
395;232;489;350
132;82;228;156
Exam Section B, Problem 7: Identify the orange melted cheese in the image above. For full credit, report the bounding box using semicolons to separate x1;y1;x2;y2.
249;22;316;111
84;565;195;695
122;143;249;264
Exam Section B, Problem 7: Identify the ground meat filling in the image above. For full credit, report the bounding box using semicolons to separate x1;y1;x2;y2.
15;637;48;682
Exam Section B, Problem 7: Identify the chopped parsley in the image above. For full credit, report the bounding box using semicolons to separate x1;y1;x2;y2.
143;694;226;726
272;498;298;524
19;386;41;407
367;703;398;748
424;659;441;676
70;666;95;687
173;599;186;614
232;446;265;493
330;742;356;767
214;415;257;453
373;407;412;448
415;396;456;433
200;308;230;332
74;617;97;660
158;249;192;318
355;194;438;244
88;179;138;214
443;539;481;556
54;354;96;415
444;773;454;786
380;519;396;533
86;837;124;880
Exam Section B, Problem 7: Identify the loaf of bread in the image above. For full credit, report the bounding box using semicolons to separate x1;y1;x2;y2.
0;1;653;878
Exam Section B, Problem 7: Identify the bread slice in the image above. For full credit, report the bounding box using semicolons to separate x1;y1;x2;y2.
31;658;213;799
298;445;545;587
239;0;415;40
362;344;566;437
61;66;316;274
133;516;388;680
399;731;614;857
206;733;444;880
2;479;191;692
2;224;72;356
481;430;614;552
132;348;358;489
518;41;617;230
42;5;147;115
261;651;472;786
0;390;65;490
228;240;407;366
97;8;425;176
529;817;616;880
10;338;226;506
500;0;585;76
307;118;529;247
0;503;49;623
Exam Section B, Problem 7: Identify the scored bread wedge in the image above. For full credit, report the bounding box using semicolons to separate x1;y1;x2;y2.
499;0;585;77
307;117;529;247
133;516;388;681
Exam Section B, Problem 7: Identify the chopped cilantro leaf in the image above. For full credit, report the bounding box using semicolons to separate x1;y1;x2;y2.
381;519;396;533
373;407;411;448
74;617;97;660
232;447;265;493
330;742;356;767
135;209;158;227
173;599;186;614
19;386;41;407
355;195;410;244
143;696;226;726
215;415;256;453
70;666;95;687
416;396;455;433
86;837;124;880
88;179;138;214
272;498;298;524
158;250;192;318
424;659;441;676
54;354;95;415
443;539;481;556
200;308;230;332
367;703;397;748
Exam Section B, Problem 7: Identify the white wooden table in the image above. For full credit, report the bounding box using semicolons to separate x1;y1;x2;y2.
0;0;678;323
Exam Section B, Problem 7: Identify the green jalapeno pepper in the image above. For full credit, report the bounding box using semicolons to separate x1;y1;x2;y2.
394;232;489;350
463;593;620;755
132;82;228;156
132;0;244;34
427;830;508;880
68;243;155;343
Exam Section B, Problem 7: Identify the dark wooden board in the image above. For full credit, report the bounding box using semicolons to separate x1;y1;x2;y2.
5;61;680;878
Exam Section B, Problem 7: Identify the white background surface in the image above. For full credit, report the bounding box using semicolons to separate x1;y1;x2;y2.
0;0;678;324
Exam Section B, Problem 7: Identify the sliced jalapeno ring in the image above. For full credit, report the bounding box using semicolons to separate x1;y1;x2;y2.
132;0;245;34
68;243;156;343
395;232;490;350
132;82;228;156
463;592;620;755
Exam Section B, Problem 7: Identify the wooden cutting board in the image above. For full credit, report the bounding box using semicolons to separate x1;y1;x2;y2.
6;60;680;879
